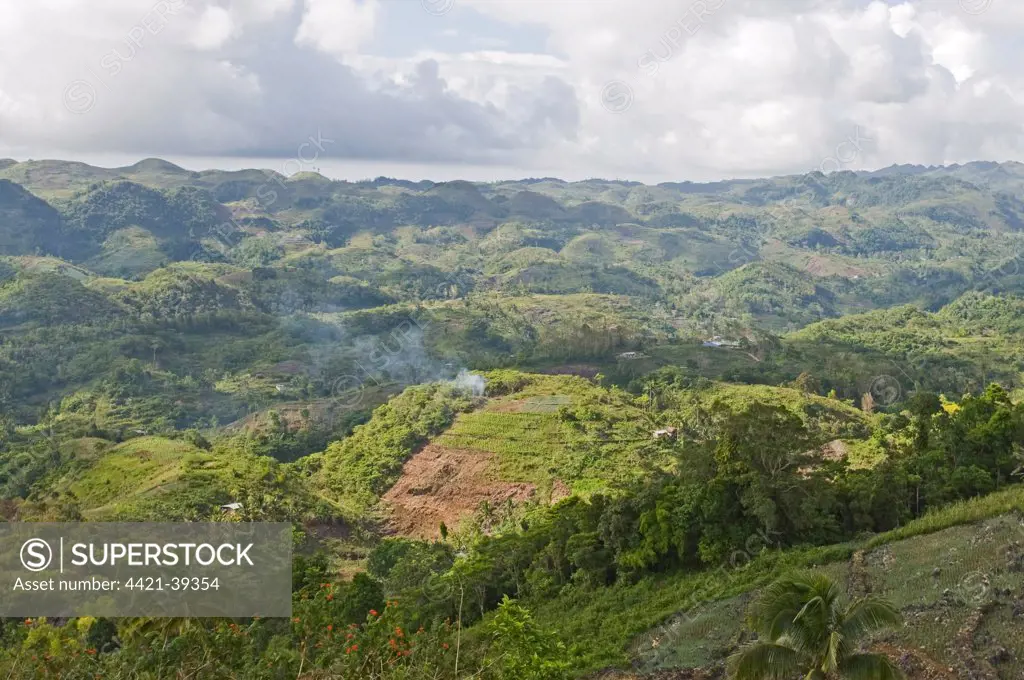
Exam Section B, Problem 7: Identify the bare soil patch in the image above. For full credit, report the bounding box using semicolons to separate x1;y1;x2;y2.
383;444;538;539
873;642;958;680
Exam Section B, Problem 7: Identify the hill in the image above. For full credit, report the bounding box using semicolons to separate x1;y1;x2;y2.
308;372;876;534
0;179;64;256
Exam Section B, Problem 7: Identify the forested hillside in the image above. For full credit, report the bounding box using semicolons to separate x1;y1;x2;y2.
1;158;1023;678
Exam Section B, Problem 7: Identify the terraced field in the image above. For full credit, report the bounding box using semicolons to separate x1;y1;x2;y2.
48;436;298;520
432;383;662;494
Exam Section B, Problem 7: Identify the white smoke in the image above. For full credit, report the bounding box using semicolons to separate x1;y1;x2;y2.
449;369;486;397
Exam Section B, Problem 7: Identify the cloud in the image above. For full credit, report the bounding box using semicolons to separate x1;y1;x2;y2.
0;0;577;165
1;0;1024;180
295;0;378;57
191;5;236;51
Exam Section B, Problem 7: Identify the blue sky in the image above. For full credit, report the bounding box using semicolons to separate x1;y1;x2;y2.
367;2;551;57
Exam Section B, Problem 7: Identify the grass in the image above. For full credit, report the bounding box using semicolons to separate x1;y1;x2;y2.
674;382;875;444
57;437;219;513
48;436;278;520
84;226;166;277
629;594;750;672
978;602;1024;679
433;374;663;493
526;484;1024;674
865;514;1024;667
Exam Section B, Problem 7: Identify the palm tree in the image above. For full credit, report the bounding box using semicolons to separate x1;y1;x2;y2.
728;573;905;680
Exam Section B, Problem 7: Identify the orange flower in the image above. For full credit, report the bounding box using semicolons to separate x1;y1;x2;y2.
292;617;300;623
369;609;378;617
326;624;333;632
442;643;449;650
326;594;333;601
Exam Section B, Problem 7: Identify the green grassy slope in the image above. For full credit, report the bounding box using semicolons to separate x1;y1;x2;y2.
528;486;1024;676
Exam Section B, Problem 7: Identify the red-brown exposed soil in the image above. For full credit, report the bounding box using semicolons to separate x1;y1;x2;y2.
382;444;539;539
872;643;958;680
551;479;571;503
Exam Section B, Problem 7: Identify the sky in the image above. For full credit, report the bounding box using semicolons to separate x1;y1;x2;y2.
0;0;1021;182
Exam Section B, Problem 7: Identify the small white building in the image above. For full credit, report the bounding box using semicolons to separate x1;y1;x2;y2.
703;336;741;349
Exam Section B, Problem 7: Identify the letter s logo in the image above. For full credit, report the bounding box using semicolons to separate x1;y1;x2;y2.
20;539;53;572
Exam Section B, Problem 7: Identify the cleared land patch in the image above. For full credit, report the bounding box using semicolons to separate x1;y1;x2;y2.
382;444;538;539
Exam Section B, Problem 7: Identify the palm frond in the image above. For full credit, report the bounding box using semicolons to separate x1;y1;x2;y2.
839;652;906;680
788;594;832;655
840;597;903;642
727;642;804;680
751;575;814;640
794;595;827;626
823;630;847;673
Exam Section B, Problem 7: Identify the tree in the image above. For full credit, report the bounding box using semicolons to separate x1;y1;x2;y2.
728;573;904;680
485;596;572;680
791;372;821;395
